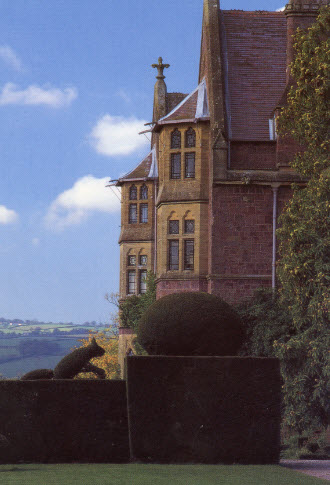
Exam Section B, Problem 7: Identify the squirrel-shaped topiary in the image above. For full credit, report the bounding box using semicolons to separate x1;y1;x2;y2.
21;368;54;380
20;338;106;380
137;292;245;356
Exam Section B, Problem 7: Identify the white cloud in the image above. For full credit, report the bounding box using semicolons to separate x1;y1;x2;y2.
45;175;121;231
0;83;78;108
0;45;24;71
88;114;149;156
0;205;19;224
276;6;285;11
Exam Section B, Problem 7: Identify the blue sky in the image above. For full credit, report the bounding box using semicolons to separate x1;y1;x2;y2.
0;0;285;324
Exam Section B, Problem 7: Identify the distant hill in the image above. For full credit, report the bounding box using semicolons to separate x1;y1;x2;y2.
0;317;104;327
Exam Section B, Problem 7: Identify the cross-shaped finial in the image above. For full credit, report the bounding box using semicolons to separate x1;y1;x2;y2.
151;57;170;80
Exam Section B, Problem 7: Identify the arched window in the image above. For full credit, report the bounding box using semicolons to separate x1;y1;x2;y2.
171;129;181;149
140;184;148;200
185;127;196;148
129;185;137;200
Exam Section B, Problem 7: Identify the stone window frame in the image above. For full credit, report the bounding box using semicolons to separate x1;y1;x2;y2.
127;254;136;266
170;153;181;179
183;239;194;271
184;219;195;234
139;255;148;266
171;128;181;149
168;219;179;235
129;203;138;224
185;127;196;148
129;184;137;200
184;152;195;178
140;184;148;200
168;239;179;271
140;203;148;223
127;270;136;294
139;270;148;294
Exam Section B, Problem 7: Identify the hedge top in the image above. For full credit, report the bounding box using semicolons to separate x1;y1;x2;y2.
137;292;244;356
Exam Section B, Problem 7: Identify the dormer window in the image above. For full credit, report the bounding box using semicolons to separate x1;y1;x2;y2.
185;127;196;148
140;184;148;200
171;129;181;149
129;185;137;200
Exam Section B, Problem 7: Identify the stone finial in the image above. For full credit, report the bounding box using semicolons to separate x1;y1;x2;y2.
151;57;170;80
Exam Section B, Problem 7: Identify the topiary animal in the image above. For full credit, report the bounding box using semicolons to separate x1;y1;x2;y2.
53;337;105;379
137;292;244;356
21;369;54;380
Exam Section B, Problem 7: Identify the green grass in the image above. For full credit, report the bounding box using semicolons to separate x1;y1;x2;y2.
0;464;326;485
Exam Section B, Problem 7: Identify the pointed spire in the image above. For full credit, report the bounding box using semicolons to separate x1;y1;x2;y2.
151;57;170;123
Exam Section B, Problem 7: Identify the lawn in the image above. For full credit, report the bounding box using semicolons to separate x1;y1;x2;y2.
0;464;326;485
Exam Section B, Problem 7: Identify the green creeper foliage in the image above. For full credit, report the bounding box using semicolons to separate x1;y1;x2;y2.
276;7;330;433
119;271;156;329
137;292;244;356
277;6;329;178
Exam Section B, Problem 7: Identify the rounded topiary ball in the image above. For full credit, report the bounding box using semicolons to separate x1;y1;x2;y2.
137;292;244;356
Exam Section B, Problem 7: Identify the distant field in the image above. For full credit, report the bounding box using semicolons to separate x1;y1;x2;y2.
0;325;107;334
0;336;86;378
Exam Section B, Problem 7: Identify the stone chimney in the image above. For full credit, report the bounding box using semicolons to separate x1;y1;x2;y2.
284;0;327;83
151;57;170;123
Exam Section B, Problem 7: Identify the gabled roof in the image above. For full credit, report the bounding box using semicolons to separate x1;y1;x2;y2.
158;78;210;124
221;11;287;141
117;147;158;184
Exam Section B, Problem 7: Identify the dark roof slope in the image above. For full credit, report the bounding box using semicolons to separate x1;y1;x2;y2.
221;11;287;141
118;152;152;182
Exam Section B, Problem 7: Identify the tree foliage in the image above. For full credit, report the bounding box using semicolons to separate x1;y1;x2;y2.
275;7;330;433
76;330;120;380
237;288;293;358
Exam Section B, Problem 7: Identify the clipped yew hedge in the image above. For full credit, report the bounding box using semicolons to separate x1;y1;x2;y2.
137;292;244;356
126;356;281;464
0;380;129;463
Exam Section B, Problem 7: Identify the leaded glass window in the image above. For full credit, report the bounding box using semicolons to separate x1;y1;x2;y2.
127;270;136;294
168;240;179;270
168;220;179;234
140;203;148;223
127;255;136;266
171;129;181;149
185;152;195;178
184;220;195;234
185;127;196;148
139;270;147;294
129;203;137;223
171;153;181;179
129;185;137;200
139;255;147;266
140;184;148;200
184;239;194;270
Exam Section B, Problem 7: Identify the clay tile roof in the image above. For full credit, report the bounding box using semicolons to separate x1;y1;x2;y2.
163;90;198;121
159;79;209;124
221;11;287;141
167;93;188;113
118;152;153;182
